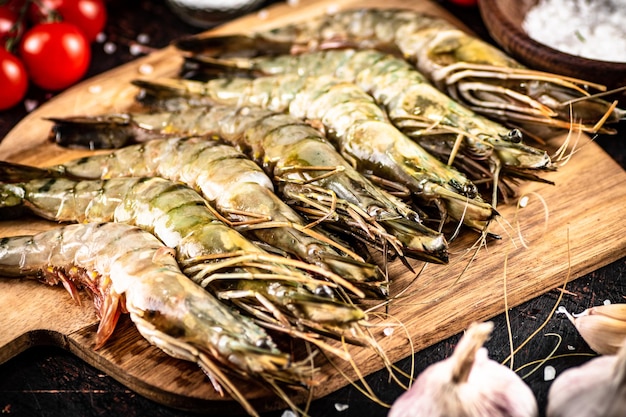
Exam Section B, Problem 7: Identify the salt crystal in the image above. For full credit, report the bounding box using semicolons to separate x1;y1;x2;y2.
544;365;556;381
138;64;154;75
24;99;38;112
136;33;150;44
257;9;269;20
604;299;612;305
335;403;349;411
567;345;575;351
519;195;529;208
383;327;394;337
326;3;339;14
523;0;626;62
287;0;299;6
88;85;102;94
129;44;144;56
281;410;297;417
103;42;117;54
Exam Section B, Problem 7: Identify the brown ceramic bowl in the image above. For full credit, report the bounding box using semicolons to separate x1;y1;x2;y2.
478;0;626;93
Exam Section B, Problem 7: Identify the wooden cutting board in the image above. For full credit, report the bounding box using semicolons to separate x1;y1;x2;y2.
1;0;625;414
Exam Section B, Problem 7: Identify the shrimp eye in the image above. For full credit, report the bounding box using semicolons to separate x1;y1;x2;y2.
504;129;523;143
450;179;477;199
313;285;335;299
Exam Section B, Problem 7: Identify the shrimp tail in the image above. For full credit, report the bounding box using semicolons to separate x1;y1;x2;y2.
181;55;257;80
0;160;66;183
132;78;214;111
47;115;140;149
174;33;292;57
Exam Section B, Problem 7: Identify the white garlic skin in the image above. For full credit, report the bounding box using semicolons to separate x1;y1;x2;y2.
546;346;626;417
389;347;538;417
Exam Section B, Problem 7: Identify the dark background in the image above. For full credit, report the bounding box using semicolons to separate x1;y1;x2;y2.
0;1;624;416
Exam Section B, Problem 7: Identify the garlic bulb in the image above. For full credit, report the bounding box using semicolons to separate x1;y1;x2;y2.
388;322;538;417
560;303;626;355
546;340;626;417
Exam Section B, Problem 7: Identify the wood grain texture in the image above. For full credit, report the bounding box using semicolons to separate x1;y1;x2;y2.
1;0;625;414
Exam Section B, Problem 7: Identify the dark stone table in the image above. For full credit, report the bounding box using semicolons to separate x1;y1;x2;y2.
0;1;624;416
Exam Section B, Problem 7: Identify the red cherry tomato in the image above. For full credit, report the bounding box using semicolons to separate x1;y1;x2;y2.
0;48;28;110
18;21;91;91
28;0;107;41
2;0;26;14
0;7;22;44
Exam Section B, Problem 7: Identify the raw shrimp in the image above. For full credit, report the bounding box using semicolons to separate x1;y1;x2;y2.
175;7;625;136
182;49;554;203
132;75;497;232
0;222;311;416
33;133;387;294
0;172;381;342
48;108;449;266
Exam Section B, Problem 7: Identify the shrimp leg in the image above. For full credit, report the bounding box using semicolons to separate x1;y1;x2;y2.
0;222;313;416
131;75;497;232
174;7;625;136
47;109;450;266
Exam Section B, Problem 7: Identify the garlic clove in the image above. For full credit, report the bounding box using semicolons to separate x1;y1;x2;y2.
546;340;626;417
561;303;626;355
389;321;538;417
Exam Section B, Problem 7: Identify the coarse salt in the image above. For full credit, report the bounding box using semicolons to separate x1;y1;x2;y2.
136;33;150;44
335;403;349;411
24;99;38;112
544;365;557;381
519;195;529;208
138;64;154;75
523;0;626;63
103;41;117;54
88;85;102;94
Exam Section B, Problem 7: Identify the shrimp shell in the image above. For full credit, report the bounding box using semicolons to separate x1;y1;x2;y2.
175;7;625;136
47;108;450;266
0;222;311;416
36;134;382;295
183;49;554;203
0;174;374;335
132;75;497;232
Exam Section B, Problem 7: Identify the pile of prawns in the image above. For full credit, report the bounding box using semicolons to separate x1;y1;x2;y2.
0;7;623;417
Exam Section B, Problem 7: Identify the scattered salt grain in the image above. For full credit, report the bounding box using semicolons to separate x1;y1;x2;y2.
567;345;576;351
383;327;394;337
287;0;299;6
24;99;38;112
335;403;349;411
519;195;529;208
281;410;297;417
88;84;102;94
129;43;144;56
138;63;154;75
604;299;612;305
257;9;269;19
136;33;150;44
326;3;339;14
544;365;557;381
523;0;626;63
103;41;117;54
